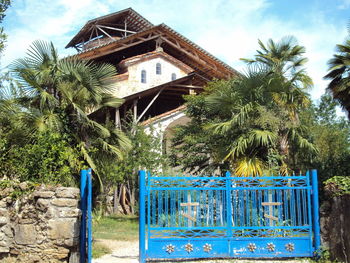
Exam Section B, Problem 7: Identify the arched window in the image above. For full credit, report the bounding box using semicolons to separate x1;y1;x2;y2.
141;70;147;83
171;73;177;81
156;63;161;75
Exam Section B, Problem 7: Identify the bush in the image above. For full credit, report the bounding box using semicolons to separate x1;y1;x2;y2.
324;176;350;196
0;132;82;186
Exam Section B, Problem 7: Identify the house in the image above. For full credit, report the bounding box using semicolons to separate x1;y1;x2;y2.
66;8;237;144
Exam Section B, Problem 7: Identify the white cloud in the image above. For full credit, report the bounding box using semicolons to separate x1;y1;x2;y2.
3;0;348;102
338;0;350;9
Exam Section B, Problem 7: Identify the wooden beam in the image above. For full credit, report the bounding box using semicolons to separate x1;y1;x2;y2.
160;36;220;77
115;108;121;128
133;99;138;123
79;34;161;59
172;84;203;89
96;25;115;41
264;214;278;221
136;88;164;123
98;25;136;34
262;202;282;206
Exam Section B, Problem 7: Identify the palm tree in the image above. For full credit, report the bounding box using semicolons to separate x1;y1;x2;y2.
242;37;315;170
10;40;131;187
324;38;350;117
205;38;317;175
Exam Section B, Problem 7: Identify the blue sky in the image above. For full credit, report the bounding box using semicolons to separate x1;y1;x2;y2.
3;0;350;102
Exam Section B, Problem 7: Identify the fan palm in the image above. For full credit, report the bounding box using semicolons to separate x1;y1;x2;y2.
205;66;316;176
10;40;131;187
324;38;350;116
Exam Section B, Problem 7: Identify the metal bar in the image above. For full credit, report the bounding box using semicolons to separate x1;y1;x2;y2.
149;175;309;180
79;169;87;263
139;170;146;263
87;168;92;263
147;172;151;244
291;188;296;226
296;187;302;226
311;169;321;254
258;190;262;226
149;225;310;230
225;172;233;241
149;186;310;191
306;171;313;254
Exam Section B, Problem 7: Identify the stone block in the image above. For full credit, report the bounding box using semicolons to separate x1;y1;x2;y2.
14;224;37;245
0;201;6;208
48;218;79;240
3;225;13;238
69;251;80;263
58;208;81;218
51;198;78;207
0;216;8;226
46;207;58;219
0;246;9;253
33;191;54;199
36;198;50;211
64;237;79;247
0;208;7;217
55;187;80;199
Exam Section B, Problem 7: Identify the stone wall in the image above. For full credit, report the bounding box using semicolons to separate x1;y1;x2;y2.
320;194;350;263
0;184;81;263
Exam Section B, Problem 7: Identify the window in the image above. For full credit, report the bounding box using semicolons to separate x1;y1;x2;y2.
141;70;147;83
171;73;176;81
156;63;161;75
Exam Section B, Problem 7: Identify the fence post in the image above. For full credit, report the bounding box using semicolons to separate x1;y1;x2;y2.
225;171;233;256
87;168;93;263
80;169;87;263
139;170;146;263
311;169;321;254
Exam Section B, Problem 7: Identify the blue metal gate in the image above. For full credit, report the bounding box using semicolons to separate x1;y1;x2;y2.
139;170;321;262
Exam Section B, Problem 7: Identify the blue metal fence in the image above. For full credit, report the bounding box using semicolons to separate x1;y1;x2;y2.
80;168;92;263
139;170;321;262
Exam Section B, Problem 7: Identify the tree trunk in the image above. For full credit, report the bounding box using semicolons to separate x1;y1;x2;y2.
120;184;129;215
113;186;119;214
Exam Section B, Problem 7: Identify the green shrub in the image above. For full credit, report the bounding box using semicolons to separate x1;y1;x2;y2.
0;132;82;186
324;176;350;196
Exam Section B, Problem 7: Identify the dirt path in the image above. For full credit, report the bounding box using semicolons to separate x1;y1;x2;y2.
92;240;311;263
92;240;139;263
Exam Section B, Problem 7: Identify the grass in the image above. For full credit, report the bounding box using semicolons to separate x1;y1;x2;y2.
92;214;138;258
93;214;138;241
92;241;112;259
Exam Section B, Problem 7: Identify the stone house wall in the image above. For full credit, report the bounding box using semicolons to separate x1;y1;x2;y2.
0;184;81;263
320;194;350;263
112;54;189;98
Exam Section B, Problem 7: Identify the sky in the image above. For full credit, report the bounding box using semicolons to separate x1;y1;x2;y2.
2;0;350;103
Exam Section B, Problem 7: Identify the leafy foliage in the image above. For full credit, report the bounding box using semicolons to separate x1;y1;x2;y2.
0;40;131;187
324;176;350;196
324;23;350;117
171;37;316;176
300;94;350;198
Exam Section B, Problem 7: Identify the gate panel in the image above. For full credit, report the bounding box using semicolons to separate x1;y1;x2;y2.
139;170;320;262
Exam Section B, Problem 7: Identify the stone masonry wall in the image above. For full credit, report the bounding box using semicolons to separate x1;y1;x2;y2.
0;184;81;263
320;194;350;263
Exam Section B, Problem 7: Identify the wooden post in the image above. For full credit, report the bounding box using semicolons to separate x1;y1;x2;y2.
133;100;138;123
115;108;121;128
